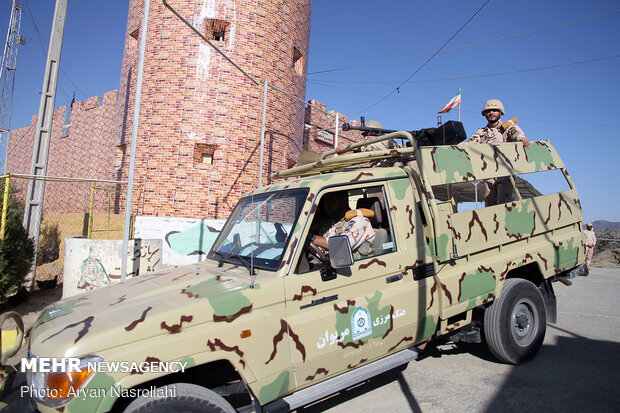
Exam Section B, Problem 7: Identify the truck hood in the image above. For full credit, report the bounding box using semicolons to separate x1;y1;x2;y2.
29;260;280;358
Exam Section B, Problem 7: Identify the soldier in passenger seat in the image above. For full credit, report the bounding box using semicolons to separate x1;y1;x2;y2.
310;191;375;260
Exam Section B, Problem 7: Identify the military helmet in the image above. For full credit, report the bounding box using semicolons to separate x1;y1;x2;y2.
365;120;384;129
587;222;593;228
481;99;505;116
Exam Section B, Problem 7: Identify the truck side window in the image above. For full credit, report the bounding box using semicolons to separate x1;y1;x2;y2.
297;186;395;274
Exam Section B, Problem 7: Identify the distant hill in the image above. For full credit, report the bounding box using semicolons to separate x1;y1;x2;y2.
590;221;620;234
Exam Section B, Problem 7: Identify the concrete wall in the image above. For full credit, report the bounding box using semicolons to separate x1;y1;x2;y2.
134;216;225;265
63;238;163;298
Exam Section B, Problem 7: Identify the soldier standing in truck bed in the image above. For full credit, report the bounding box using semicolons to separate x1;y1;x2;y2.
465;99;530;206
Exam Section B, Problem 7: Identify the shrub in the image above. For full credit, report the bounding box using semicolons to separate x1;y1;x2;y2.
0;184;35;303
38;223;60;264
594;228;620;255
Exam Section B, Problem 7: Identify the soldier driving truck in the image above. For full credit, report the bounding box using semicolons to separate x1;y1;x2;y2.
308;190;375;257
20;119;586;413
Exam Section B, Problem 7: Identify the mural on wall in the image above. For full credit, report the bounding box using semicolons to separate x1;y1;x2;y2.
77;253;111;291
64;238;163;298
135;217;225;266
165;223;220;257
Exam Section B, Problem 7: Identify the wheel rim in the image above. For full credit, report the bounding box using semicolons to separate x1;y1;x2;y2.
510;297;538;347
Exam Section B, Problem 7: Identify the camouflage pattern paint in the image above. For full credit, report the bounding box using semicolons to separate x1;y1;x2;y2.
181;277;258;322
388;178;409;200
66;372;116;413
554;237;580;272
458;267;496;310
524;142;557;170
430;146;475;183
258;370;290;404
415;315;438;342
505;200;535;238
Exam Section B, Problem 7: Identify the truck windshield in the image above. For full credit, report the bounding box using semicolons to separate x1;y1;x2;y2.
208;189;308;271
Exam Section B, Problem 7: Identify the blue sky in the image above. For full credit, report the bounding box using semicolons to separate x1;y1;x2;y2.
1;0;619;222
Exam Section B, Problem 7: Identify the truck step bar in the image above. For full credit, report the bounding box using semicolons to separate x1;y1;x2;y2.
263;346;419;412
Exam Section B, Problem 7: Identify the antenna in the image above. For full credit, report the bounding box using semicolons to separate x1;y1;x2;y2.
0;0;24;173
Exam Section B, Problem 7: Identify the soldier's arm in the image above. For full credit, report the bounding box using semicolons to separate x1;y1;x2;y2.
506;123;530;147
311;235;329;250
520;136;530;147
462;128;483;144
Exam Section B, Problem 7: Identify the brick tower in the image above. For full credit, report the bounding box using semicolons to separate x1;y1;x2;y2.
115;0;311;220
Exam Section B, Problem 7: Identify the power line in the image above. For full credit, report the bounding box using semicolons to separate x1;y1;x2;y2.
24;0;92;99
307;80;620;128
350;0;491;116
308;80;436;108
307;54;620;85
309;10;620;75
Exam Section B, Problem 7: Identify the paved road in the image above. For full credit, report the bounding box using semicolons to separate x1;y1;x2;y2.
299;268;620;413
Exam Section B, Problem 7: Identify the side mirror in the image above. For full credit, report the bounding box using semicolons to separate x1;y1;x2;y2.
328;236;354;269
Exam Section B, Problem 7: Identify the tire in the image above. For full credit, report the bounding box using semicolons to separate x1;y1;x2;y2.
123;383;236;413
483;278;546;364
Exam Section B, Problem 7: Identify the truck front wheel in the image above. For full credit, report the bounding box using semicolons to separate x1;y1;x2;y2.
123;383;236;413
483;278;546;364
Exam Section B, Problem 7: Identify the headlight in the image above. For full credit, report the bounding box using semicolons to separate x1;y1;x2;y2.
26;354;103;408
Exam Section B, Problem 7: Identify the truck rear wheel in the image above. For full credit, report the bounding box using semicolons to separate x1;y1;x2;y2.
483;278;546;364
123;383;236;413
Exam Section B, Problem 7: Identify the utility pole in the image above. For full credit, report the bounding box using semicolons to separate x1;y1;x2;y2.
23;0;67;289
0;0;24;173
120;0;150;281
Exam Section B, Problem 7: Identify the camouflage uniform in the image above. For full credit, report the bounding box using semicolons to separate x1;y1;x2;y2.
465;121;527;206
324;210;375;259
584;228;597;268
467;120;526;144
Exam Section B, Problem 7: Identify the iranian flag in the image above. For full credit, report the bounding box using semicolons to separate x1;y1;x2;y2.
438;91;462;114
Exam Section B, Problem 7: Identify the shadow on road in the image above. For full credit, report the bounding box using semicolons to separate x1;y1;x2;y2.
418;338;498;363
484;325;620;412
297;323;620;412
296;367;422;413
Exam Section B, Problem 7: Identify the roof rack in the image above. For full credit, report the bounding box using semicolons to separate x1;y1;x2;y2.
271;131;416;179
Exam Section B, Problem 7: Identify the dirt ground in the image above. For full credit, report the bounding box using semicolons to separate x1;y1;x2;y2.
591;248;620;268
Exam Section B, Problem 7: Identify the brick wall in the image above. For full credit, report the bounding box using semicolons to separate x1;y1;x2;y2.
303;99;365;155
116;0;312;220
6;91;119;214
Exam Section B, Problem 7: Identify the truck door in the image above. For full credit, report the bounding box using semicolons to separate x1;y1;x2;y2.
283;180;438;388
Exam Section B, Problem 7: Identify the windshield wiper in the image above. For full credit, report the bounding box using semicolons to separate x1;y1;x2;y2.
211;250;256;276
210;250;226;267
233;254;256;276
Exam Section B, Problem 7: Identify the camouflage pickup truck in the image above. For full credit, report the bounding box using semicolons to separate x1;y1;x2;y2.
26;130;585;413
